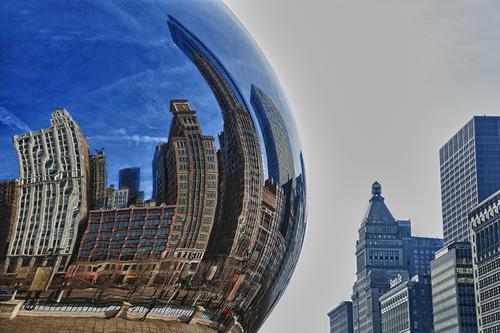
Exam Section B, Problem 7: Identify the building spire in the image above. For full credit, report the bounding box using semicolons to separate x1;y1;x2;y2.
372;181;382;197
363;181;395;222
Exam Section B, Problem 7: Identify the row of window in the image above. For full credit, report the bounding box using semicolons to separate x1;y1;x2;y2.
90;211;173;221
479;258;500;277
480;271;500;289
482;310;500;325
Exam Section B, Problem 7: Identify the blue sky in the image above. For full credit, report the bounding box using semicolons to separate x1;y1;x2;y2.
0;0;303;199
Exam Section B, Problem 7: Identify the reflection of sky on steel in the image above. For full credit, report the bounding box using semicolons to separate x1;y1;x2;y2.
0;0;302;198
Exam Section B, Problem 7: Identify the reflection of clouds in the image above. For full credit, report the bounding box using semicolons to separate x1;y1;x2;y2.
87;131;168;147
50;35;73;41
0;107;31;132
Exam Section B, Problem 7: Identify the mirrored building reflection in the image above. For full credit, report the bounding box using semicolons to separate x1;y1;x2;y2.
0;1;306;332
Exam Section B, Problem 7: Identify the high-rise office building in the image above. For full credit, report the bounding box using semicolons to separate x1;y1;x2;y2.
162;99;217;262
119;167;140;197
469;189;500;333
6;107;90;274
250;84;294;186
89;149;106;210
168;16;264;262
440;116;500;245
0;179;19;262
430;242;477;333
351;182;413;333
328;301;354;333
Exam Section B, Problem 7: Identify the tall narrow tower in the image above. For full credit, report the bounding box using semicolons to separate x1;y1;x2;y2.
89;149;106;210
163;99;217;261
351;182;412;333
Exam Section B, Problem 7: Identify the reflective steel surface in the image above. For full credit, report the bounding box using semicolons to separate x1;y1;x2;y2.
0;1;306;331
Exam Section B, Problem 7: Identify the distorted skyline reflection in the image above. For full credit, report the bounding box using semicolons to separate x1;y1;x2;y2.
0;1;306;332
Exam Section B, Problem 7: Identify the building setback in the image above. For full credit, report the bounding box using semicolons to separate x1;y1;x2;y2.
440;116;500;245
0;179;19;263
430;242;477;333
328;301;353;333
469;189;500;333
379;274;433;333
6;107;90;274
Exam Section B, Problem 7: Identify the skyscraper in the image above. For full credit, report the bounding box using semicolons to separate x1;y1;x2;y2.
162;99;217;262
89;149;106;210
351;182;412;333
118;167;140;197
440;115;500;245
250;84;294;186
6;107;90;274
168;16;264;262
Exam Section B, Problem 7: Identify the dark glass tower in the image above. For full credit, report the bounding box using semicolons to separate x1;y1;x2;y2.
250;84;294;186
118;167;140;197
439;116;500;245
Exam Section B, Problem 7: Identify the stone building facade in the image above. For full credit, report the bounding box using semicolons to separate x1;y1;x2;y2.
6;107;90;274
470;189;500;333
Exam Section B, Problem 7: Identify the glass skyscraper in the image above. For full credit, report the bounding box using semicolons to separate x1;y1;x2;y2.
250;84;295;186
439;115;500;245
118;167;140;197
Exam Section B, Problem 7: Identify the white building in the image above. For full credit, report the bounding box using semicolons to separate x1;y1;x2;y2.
105;186;129;209
6;107;90;274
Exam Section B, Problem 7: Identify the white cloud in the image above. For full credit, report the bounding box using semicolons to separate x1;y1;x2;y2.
0;107;31;132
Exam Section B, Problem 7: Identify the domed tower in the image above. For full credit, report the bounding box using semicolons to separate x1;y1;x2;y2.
351;182;412;333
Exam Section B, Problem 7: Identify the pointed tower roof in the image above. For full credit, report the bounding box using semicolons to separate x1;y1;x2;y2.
363;181;395;222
